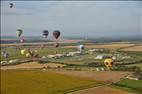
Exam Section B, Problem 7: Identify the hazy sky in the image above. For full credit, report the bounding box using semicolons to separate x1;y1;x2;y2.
1;1;142;38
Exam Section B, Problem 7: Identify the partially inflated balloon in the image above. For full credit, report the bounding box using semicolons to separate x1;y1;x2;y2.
21;49;26;55
16;29;23;37
53;30;60;39
43;30;49;38
26;53;30;57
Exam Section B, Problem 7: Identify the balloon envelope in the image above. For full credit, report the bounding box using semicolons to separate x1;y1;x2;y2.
9;3;13;8
43;30;49;38
53;30;60;39
21;49;26;55
16;29;23;37
78;45;85;50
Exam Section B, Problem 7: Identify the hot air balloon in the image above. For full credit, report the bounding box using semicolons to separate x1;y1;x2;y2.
104;59;114;70
9;3;14;8
16;29;23;37
53;30;61;48
53;30;60;39
78;45;85;52
42;30;49;38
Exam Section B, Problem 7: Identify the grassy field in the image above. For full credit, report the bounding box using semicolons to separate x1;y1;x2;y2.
114;79;142;94
126;63;142;70
0;47;76;61
120;45;142;52
1;70;99;94
1;42;142;68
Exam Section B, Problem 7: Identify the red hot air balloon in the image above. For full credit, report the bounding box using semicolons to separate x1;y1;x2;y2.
43;30;49;38
53;30;60;39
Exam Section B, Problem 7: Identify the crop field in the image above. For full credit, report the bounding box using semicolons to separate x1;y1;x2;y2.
0;47;76;61
1;43;142;64
1;62;66;70
120;45;142;52
1;42;142;94
126;63;142;70
1;70;99;94
53;70;131;83
63;43;137;50
114;79;142;94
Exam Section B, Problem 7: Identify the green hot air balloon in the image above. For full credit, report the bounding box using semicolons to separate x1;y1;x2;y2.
16;29;23;37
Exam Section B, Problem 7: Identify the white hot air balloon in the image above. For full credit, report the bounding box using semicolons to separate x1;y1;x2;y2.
78;45;85;52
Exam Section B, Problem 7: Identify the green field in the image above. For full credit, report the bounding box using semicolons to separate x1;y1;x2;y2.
126;64;142;70
1;46;142;68
0;47;76;61
1;70;99;94
114;79;142;94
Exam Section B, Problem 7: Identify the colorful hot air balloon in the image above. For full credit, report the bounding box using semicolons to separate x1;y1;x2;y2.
9;3;14;8
43;30;49;38
53;30;60;39
16;29;23;37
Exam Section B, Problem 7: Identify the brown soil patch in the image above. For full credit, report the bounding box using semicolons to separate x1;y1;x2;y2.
71;86;133;94
54;70;131;83
121;45;142;51
1;62;65;70
63;43;136;50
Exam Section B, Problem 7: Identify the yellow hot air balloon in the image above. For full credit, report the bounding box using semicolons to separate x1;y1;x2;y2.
104;59;114;70
21;49;26;55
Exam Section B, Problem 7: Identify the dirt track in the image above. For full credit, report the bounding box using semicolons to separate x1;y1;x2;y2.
70;86;134;94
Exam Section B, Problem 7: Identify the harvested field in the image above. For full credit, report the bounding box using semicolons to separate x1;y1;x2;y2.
54;70;131;83
1;70;98;94
121;45;142;51
63;43;136;50
70;86;133;94
1;62;66;70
